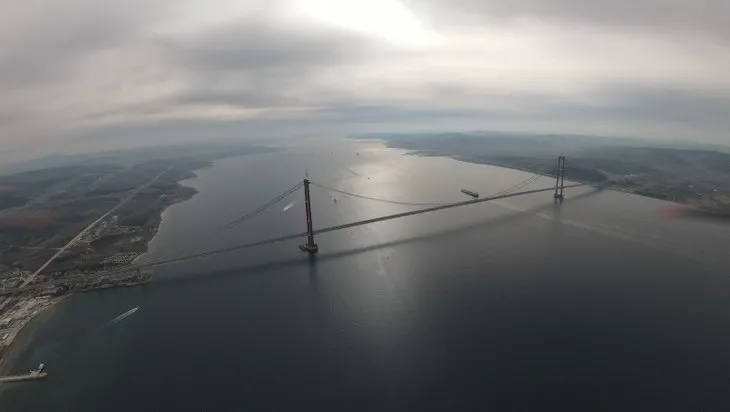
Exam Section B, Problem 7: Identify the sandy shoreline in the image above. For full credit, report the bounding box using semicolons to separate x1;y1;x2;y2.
0;295;66;376
132;171;202;266
0;152;264;387
0;173;200;376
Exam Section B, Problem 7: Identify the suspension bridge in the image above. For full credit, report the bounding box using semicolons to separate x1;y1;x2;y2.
3;155;582;294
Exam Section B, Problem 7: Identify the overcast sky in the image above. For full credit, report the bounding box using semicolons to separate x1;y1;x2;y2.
1;0;729;160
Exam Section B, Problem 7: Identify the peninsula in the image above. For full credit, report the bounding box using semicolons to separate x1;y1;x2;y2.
356;132;730;209
0;141;275;367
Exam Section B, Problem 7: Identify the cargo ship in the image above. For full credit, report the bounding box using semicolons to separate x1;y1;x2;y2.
461;189;479;198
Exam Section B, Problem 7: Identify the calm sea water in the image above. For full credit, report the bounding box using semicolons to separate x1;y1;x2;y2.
2;137;730;411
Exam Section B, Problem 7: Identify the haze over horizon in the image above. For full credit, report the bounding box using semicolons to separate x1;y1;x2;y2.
2;0;729;161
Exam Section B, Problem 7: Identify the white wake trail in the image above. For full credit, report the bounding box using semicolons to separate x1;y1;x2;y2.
282;201;296;212
108;307;140;325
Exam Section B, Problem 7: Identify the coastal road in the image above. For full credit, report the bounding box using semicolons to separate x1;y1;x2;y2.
20;167;172;288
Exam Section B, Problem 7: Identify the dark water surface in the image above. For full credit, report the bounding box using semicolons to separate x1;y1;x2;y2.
2;137;730;411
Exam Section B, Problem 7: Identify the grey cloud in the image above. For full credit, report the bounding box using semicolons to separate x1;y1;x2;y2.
176;90;287;108
167;17;376;73
152;17;381;110
316;104;485;122
1;0;729;157
0;0;170;90
72;17;383;127
317;87;730;141
415;0;730;41
599;88;730;128
70;87;730;152
0;0;181;153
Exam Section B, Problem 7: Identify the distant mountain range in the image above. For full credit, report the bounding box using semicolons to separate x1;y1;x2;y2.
0;140;275;176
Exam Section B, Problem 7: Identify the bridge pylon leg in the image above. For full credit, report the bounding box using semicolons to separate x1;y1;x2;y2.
554;155;566;201
299;178;319;254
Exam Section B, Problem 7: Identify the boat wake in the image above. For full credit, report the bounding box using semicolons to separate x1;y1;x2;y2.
282;201;296;212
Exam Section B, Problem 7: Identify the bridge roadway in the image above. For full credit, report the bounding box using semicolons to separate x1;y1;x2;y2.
1;183;583;295
131;183;584;268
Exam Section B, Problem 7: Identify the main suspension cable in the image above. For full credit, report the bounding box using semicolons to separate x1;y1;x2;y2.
148;181;303;262
310;181;451;206
219;182;303;230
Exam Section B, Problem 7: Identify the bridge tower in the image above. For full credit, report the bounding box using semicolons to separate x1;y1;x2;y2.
554;155;566;201
299;177;319;254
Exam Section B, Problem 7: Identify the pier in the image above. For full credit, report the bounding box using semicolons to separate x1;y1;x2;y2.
0;372;47;383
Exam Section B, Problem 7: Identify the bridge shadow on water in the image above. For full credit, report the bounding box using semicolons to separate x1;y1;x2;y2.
153;188;602;288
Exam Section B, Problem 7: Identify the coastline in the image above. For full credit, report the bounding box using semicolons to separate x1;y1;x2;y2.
0;146;279;385
0;295;66;376
131;170;201;266
449;156;707;206
0;166;202;375
364;137;730;209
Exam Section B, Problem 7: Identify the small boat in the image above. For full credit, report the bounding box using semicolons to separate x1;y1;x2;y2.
29;363;44;375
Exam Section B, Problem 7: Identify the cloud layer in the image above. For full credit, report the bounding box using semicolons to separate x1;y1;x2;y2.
1;0;729;159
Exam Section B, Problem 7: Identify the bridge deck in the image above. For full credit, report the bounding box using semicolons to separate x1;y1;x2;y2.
148;183;584;268
1;183;584;294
